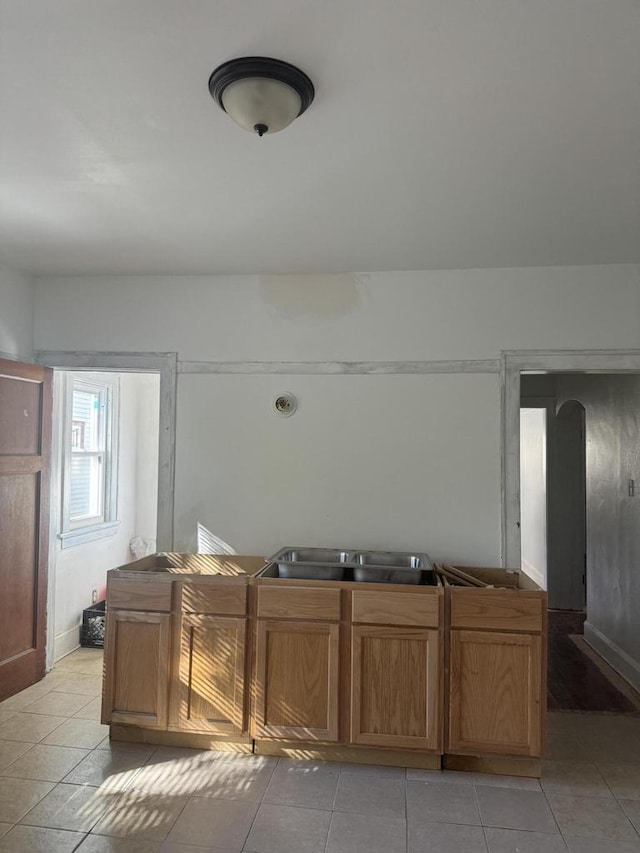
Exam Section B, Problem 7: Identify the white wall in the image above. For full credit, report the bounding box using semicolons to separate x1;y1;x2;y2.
556;374;640;690
135;373;160;547
53;372;159;660
34;264;640;566
519;408;547;589
0;265;34;361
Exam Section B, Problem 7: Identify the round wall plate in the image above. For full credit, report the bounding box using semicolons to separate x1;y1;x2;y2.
273;392;297;417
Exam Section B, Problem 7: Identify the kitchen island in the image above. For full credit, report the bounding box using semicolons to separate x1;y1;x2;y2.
101;553;546;776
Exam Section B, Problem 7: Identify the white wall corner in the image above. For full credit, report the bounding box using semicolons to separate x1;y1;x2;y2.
520;557;545;591
584;621;640;695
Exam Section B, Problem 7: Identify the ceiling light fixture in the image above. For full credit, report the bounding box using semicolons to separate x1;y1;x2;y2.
208;56;314;137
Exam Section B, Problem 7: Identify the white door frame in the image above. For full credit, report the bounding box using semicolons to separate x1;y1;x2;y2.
37;351;177;668
36;351;177;551
501;349;640;570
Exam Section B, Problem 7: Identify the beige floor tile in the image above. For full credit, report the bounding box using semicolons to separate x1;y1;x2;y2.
56;650;104;677
548;794;636;840
541;761;612;798
64;745;152;791
77;834;161;852
339;762;405;778
0;682;53;711
406;768;475;784
0;826;10;841
166;797;257;848
0;712;66;743
263;763;339;809
326;811;406;853
1;744;90;782
476;786;559;834
408;819;487;853
484;827;567;852
473;773;541;791
245;803;331;853
276;757;340;774
0;777;55;823
20;782;115;832
160;844;237;853
600;764;640;800
0;740;33;773
620;798;640;833
42;718;109;749
92;791;188;841
130;749;221;797
407;780;480;825
52;676;103;697
334;774;406;818
0;825;85;853
0;713;16;726
74;697;104;721
564;836;640;852
24;691;95;717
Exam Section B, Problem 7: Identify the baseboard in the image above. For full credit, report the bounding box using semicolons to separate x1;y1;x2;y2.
54;625;80;662
584;621;640;694
520;558;546;591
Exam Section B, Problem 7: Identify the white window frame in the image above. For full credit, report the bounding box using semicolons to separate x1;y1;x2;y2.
59;372;120;548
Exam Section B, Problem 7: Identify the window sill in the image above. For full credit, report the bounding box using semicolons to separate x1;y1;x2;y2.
59;521;120;549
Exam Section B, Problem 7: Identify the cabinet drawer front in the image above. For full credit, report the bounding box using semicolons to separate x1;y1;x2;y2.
352;590;440;628
108;579;172;612
180;582;246;615
257;586;341;621
450;590;543;633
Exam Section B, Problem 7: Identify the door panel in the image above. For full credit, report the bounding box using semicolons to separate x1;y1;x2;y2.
0;359;52;701
448;629;542;756
102;609;170;728
175;614;246;734
254;620;339;741
351;626;440;750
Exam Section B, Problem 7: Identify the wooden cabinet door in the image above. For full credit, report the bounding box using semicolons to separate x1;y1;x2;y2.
174;614;246;734
448;630;542;757
351;626;440;750
102;610;170;729
254;620;339;741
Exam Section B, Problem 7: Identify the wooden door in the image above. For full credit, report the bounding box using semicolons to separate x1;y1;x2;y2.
351;626;440;750
254;620;339;741
0;359;52;701
174;614;246;734
102;610;170;729
448;630;542;756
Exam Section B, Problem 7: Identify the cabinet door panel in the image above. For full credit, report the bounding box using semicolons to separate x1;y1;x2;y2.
176;615;246;734
102;610;170;729
448;630;542;756
254;620;339;741
351;626;440;750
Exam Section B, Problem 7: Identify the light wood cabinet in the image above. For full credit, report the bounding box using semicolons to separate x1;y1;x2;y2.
254;619;340;741
351;625;440;750
448;629;542;757
172;614;246;734
102;609;170;729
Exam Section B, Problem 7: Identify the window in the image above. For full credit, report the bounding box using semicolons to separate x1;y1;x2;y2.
60;373;120;547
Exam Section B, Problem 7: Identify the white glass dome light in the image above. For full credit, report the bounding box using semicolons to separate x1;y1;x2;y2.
209;57;314;137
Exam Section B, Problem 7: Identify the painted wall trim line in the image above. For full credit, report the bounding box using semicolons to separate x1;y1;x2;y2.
584;621;640;695
178;359;500;375
35;350;177;552
501;349;640;571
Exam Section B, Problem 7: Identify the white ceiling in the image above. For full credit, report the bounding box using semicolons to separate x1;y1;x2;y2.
0;0;638;276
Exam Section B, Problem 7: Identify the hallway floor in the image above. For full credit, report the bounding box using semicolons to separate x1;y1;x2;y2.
2;650;640;851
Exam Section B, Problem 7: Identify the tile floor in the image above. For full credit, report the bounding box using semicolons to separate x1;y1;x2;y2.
2;650;640;851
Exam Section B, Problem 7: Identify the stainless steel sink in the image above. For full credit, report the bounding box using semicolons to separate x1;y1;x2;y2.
266;547;435;585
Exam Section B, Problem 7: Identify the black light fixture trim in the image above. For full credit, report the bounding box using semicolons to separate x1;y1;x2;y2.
208;56;315;118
